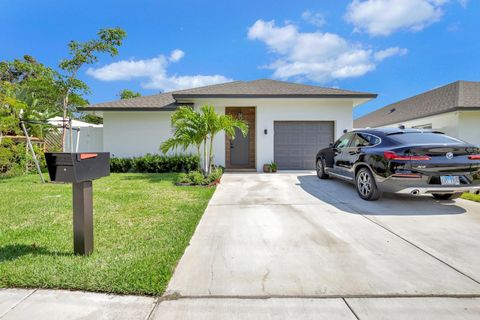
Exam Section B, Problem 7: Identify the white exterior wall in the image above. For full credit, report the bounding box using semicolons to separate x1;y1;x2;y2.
379;111;480;144
191;98;353;171
102;98;355;170
103;111;175;158
64;127;103;153
457;111;480;144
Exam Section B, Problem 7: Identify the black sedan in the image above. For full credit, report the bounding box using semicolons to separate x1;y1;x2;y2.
316;128;480;201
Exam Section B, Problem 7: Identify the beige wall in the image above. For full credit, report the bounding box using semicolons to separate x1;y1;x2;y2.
379;111;480;144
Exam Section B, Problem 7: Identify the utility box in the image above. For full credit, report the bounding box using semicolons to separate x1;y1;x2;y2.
45;152;110;256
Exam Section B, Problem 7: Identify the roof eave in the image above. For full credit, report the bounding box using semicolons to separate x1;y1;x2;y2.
173;93;377;99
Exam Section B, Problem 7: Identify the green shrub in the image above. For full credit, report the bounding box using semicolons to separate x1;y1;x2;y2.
110;154;199;173
188;171;206;185
207;167;223;183
0;138;46;177
176;173;191;184
110;158;134;173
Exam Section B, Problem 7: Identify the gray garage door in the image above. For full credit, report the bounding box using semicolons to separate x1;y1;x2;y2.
274;121;334;170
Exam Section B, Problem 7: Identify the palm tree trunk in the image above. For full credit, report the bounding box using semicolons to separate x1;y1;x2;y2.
203;139;208;175
208;135;214;175
196;144;201;171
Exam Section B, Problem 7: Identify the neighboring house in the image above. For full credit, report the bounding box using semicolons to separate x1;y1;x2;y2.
47;117;103;152
78;79;375;170
354;81;480;144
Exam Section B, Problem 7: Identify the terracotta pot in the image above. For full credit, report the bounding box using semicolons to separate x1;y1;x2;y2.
263;164;272;173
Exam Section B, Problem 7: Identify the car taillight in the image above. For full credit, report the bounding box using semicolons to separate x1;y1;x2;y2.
469;155;480;160
384;151;431;161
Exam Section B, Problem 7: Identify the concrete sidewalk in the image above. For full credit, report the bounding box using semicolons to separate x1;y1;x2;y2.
2;288;480;319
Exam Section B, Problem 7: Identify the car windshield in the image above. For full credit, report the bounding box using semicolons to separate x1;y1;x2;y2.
388;132;465;145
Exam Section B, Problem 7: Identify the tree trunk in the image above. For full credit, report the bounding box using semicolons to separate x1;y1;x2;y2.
196;144;201;171
203;139;208;176
208;135;214;175
61;93;69;152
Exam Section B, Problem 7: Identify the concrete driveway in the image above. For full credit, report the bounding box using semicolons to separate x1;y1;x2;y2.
156;172;480;319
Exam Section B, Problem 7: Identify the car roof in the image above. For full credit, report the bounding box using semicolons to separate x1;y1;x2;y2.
352;127;444;136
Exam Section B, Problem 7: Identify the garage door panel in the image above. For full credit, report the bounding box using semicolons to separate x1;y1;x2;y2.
274;121;334;170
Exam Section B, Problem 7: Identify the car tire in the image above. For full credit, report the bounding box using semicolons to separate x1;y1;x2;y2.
316;157;329;179
432;193;463;200
356;167;382;201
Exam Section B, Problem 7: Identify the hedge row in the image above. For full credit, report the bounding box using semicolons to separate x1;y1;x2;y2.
110;154;199;173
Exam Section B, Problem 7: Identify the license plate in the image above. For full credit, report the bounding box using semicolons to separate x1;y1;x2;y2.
440;176;460;185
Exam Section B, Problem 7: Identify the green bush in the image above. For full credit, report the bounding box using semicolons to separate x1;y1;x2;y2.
188;171;206;185
207;167;224;183
0;138;46;177
109;157;134;173
175;167;224;186
110;154;199;173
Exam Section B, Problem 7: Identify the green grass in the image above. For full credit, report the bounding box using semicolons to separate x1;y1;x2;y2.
462;192;480;203
0;173;215;295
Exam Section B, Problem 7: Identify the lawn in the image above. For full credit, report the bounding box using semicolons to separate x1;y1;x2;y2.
462;192;480;203
0;173;215;295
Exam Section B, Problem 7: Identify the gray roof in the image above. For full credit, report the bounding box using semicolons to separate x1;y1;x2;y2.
78;79;376;111
354;81;480;128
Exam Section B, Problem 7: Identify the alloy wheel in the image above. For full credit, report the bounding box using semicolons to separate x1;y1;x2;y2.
357;171;372;197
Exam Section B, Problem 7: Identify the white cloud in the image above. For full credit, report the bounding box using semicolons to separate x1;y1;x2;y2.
301;10;326;27
374;47;408;61
86;55;168;81
169;49;185;62
345;0;465;36
86;49;231;92
248;19;406;82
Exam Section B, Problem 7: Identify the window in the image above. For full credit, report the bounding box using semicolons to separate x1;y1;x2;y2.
334;132;354;149
350;133;381;147
388;132;464;144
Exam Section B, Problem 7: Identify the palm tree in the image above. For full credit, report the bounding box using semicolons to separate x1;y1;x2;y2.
201;105;248;174
160;106;207;170
161;105;248;176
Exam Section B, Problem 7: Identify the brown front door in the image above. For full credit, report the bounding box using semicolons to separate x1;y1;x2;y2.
225;107;255;169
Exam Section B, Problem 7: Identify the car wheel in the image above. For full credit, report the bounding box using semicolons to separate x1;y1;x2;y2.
356;167;382;201
316;157;329;179
432;193;462;200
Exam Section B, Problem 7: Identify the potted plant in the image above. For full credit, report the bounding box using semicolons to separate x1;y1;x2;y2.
263;163;272;173
270;161;278;173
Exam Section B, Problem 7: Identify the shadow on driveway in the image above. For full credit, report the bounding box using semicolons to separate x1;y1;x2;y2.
297;175;466;216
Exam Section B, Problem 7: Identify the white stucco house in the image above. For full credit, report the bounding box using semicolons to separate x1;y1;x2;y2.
78;79;376;171
355;81;480;145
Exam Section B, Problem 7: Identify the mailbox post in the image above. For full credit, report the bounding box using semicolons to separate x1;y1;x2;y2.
45;152;110;256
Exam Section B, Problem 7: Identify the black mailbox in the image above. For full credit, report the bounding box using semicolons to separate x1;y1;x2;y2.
45;152;110;183
45;152;110;256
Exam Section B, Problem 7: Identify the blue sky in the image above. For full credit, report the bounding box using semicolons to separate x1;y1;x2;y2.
1;0;479;118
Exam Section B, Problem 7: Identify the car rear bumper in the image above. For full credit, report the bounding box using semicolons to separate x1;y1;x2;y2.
377;176;480;195
394;185;480;195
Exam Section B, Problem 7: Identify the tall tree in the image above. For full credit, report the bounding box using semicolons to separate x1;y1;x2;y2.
58;27;126;150
118;89;141;99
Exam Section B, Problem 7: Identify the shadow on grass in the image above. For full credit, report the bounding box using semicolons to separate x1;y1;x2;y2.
118;173;178;184
0;244;72;262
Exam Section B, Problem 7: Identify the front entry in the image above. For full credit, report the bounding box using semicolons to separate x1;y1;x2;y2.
225;107;255;169
230;127;249;166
